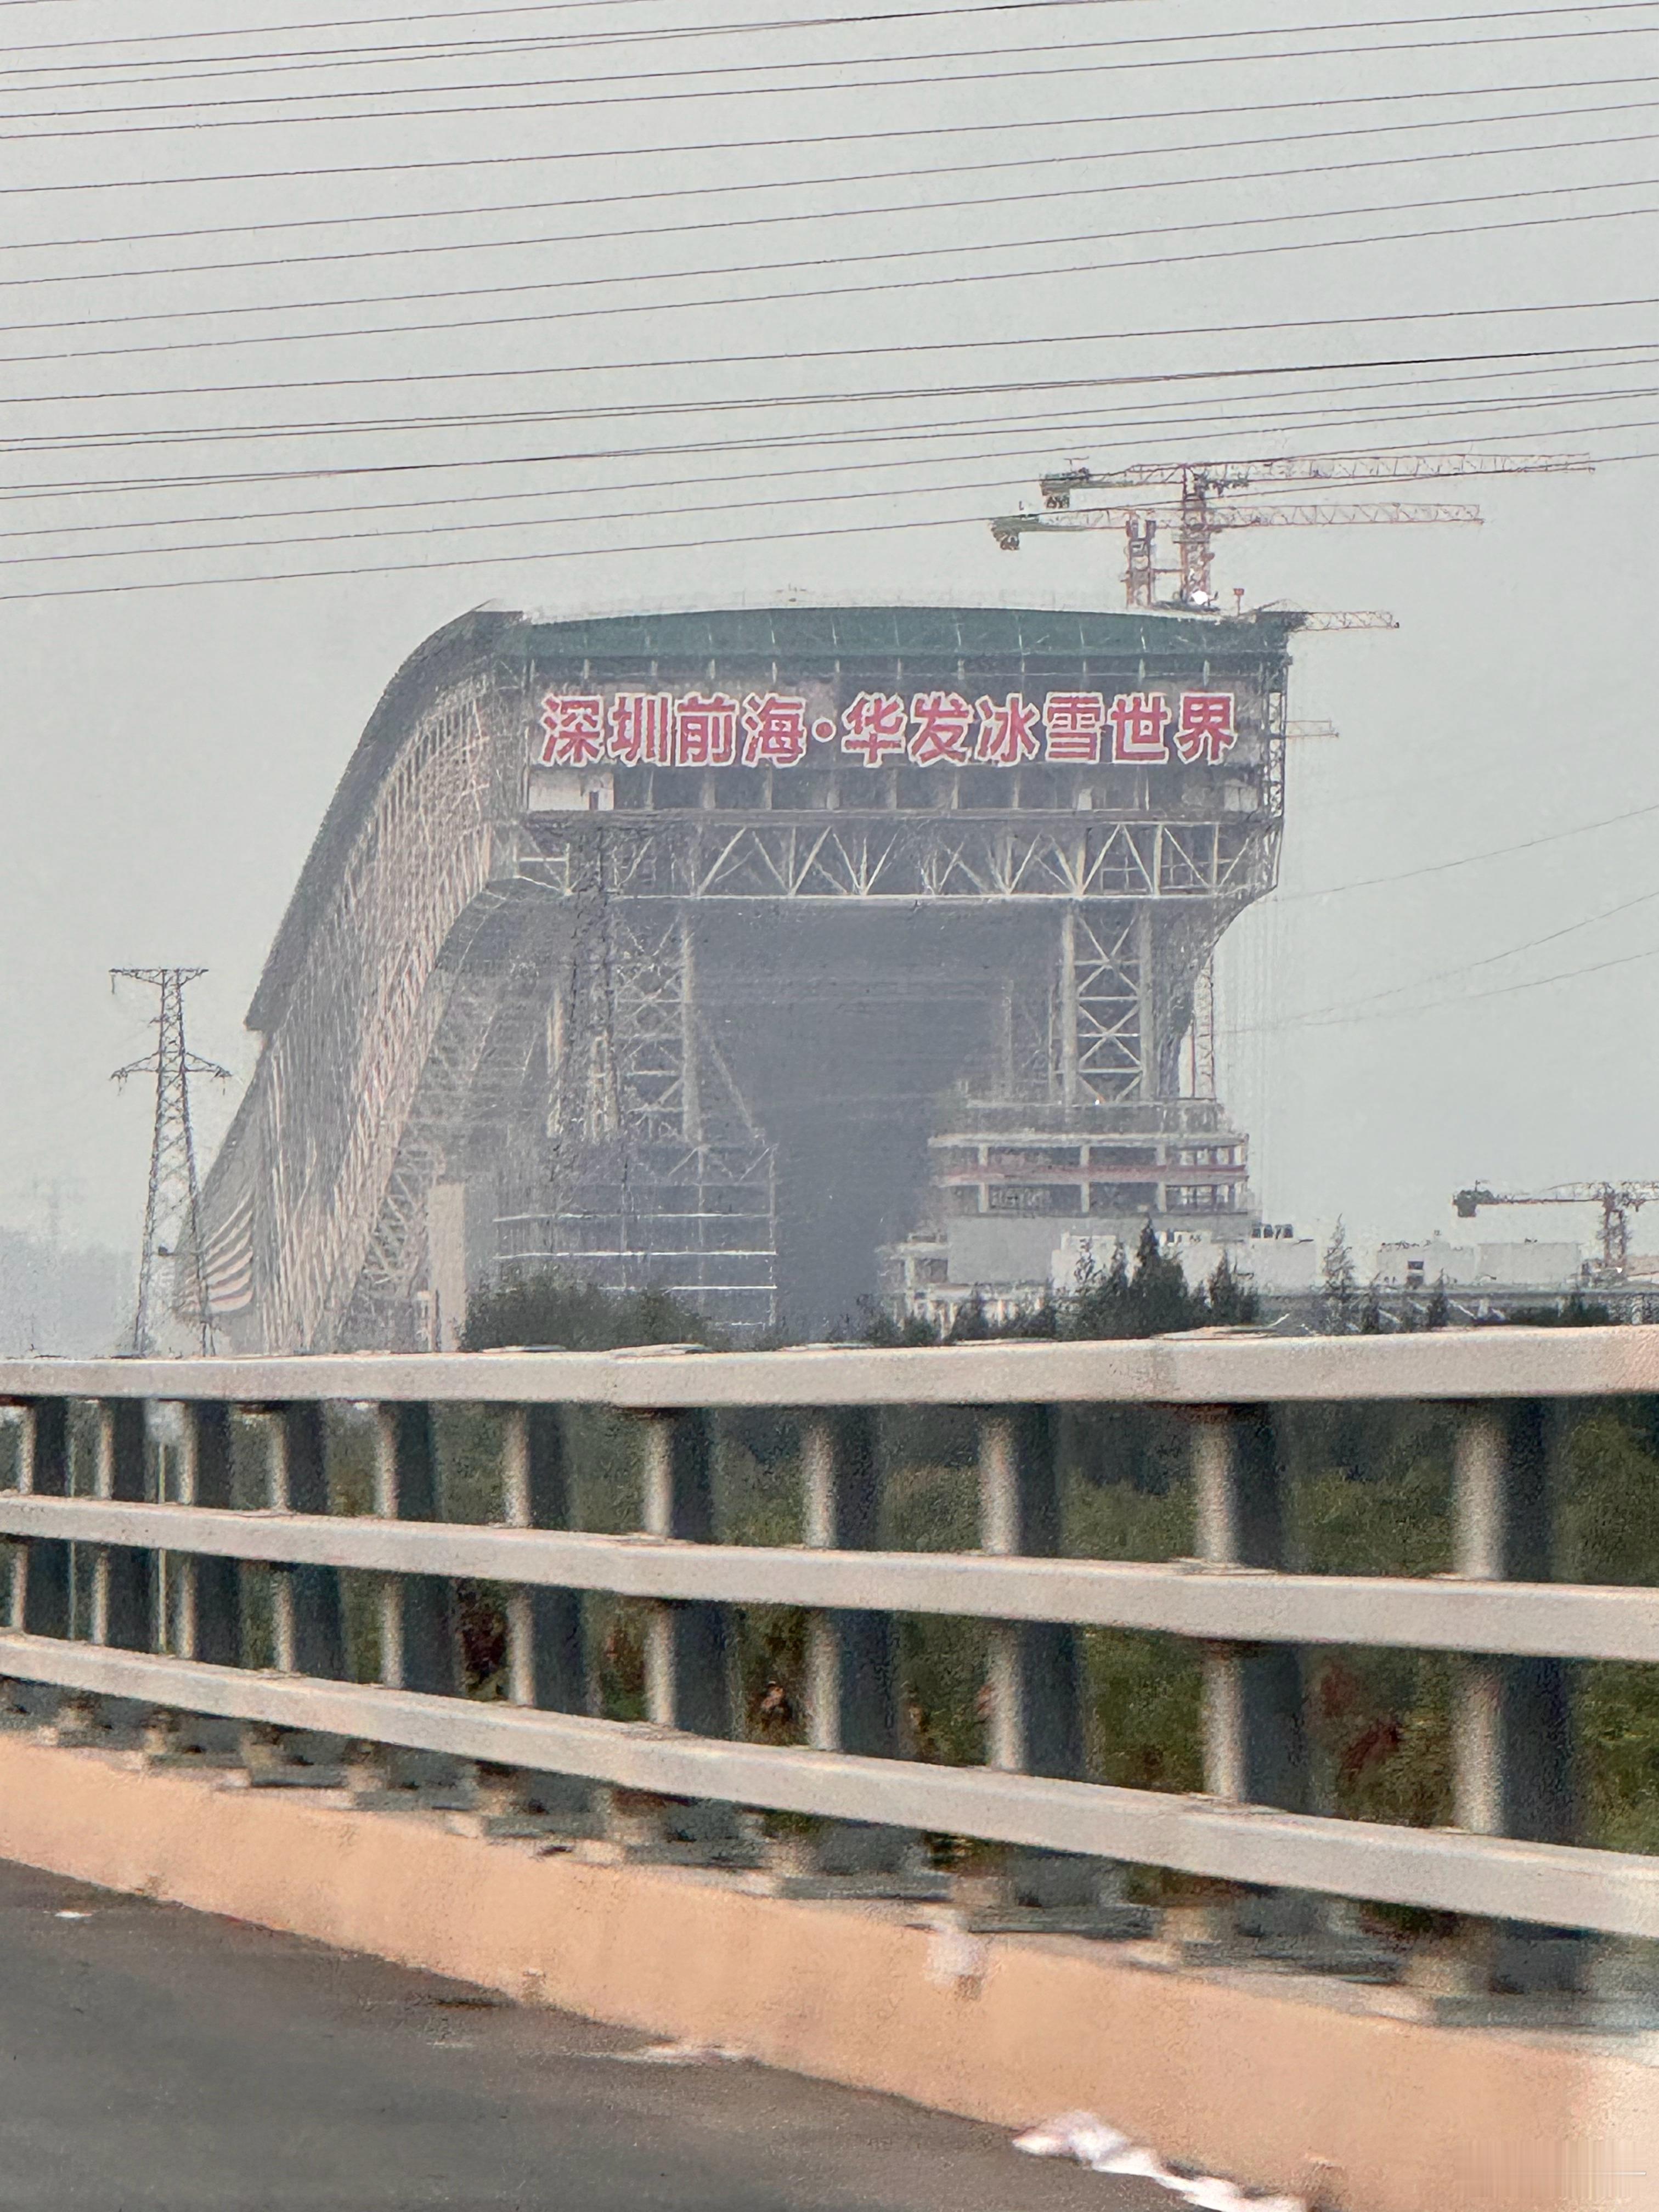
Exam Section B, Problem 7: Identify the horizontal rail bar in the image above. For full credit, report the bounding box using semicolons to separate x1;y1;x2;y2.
0;1630;1652;1939
1;1326;1658;1407
1;1497;1655;1663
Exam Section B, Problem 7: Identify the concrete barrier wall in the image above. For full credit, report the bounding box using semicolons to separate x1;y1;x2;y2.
0;1736;1649;2212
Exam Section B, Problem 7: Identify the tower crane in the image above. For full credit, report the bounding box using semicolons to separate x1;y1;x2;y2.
989;453;1590;610
1452;1182;1659;1280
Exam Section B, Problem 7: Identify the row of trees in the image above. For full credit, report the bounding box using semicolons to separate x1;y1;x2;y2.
461;1222;1261;1356
1318;1218;1452;1334
868;1220;1259;1346
1318;1218;1611;1334
462;1216;1611;1357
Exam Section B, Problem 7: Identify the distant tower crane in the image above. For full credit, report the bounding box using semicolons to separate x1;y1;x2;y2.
1452;1182;1659;1281
990;453;1590;610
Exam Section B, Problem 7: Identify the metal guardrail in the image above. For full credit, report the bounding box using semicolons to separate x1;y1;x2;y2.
0;1333;1654;1943
7;1327;1659;1402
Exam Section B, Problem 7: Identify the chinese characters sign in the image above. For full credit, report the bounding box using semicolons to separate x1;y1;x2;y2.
536;688;1238;772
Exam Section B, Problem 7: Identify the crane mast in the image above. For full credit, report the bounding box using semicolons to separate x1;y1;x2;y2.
990;452;1590;610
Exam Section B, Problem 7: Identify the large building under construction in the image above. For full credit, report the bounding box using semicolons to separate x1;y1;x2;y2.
195;601;1295;1347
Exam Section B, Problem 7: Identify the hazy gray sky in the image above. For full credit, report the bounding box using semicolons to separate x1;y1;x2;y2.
0;0;1654;1272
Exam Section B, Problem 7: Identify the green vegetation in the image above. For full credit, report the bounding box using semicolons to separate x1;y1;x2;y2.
443;1266;1659;1855
866;1220;1259;1346
0;1240;1646;1854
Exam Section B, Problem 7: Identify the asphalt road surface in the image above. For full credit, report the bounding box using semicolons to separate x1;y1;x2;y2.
0;1858;1164;2210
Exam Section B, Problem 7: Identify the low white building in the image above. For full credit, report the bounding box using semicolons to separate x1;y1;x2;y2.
1372;1234;1584;1294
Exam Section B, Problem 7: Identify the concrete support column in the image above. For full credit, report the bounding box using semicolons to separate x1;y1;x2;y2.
501;1404;584;1714
92;1401;153;1653
640;1410;729;1740
801;1410;894;1758
1190;1406;1305;1812
18;1400;70;1640
1453;1401;1582;1991
373;1403;458;1697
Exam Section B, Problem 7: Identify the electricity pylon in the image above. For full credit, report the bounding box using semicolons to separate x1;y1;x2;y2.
112;969;229;1356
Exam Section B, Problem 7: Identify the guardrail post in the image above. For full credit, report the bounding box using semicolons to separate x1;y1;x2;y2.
178;1404;241;1666
501;1404;584;1712
145;1403;245;1768
974;1403;1121;1920
18;1399;70;1641
802;1409;894;1757
1192;1404;1306;1814
373;1402;458;1697
978;1405;1082;1778
1453;1400;1582;1991
640;1408;729;1740
93;1401;153;1654
794;1408;907;1883
490;1403;591;1832
266;1404;345;1679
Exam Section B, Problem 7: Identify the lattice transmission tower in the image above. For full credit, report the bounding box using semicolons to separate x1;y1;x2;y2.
112;968;229;1356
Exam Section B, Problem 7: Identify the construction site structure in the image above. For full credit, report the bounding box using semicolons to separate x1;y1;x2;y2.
192;603;1295;1348
879;1094;1253;1328
991;454;1589;608
1453;1181;1659;1282
111;968;228;1356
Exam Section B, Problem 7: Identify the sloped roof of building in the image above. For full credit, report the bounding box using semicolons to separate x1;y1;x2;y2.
514;602;1300;665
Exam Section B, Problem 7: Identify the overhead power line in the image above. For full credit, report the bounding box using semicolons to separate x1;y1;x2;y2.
2;17;1655;142
1;66;1644;197
3;115;1649;297
2;186;1654;379
0;0;782;35
1250;881;1659;1035
6;351;1642;540
0;0;1180;67
1;0;1644;86
1282;797;1659;905
0;0;648;15
2;166;1651;346
0;87;1647;266
5;330;1656;462
0;3;1224;81
12;285;1633;411
0;380;1654;535
0;505;991;602
2;363;1648;561
3;23;1220;119
0;2;1652;122
0;354;1645;520
0;393;1645;574
1228;936;1659;1035
0;464;1655;610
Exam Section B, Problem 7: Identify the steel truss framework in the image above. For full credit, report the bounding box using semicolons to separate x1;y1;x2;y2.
340;884;572;1349
195;606;1291;1351
1069;912;1147;1105
518;813;1278;906
496;906;777;1329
